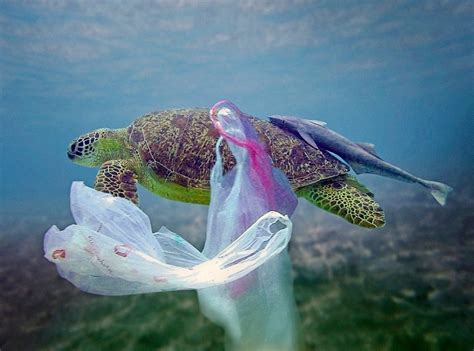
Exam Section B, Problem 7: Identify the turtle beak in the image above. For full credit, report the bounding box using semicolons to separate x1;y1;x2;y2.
67;142;77;159
68;140;79;160
67;151;75;160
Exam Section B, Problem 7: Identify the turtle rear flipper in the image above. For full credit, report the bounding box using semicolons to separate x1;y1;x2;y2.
297;175;385;228
95;160;139;204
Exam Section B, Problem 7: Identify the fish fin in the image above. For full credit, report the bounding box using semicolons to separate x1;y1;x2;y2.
356;142;381;159
298;130;319;150
347;160;370;174
422;180;453;206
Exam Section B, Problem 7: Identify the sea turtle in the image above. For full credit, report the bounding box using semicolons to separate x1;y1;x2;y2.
67;108;385;228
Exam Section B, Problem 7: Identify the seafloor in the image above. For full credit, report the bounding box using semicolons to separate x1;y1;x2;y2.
1;177;473;350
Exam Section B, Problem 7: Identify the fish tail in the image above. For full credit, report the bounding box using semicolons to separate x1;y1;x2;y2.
422;180;453;206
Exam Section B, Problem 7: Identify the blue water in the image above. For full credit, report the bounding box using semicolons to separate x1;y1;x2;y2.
1;1;473;350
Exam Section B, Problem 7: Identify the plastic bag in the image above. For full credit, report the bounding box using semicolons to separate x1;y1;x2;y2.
198;101;300;350
43;182;291;295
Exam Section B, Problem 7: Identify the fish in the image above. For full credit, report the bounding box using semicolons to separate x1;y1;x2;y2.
268;115;453;205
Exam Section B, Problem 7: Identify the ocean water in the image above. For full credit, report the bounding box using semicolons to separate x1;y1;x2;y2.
1;1;473;350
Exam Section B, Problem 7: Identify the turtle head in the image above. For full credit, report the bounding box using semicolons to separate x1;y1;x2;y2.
67;128;131;167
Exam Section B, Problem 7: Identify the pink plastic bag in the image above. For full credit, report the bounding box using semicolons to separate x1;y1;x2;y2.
198;100;300;351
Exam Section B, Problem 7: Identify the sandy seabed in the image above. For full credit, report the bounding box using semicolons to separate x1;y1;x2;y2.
1;178;473;350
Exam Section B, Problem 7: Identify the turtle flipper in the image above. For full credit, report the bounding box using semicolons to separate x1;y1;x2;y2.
297;175;385;228
95;160;139;204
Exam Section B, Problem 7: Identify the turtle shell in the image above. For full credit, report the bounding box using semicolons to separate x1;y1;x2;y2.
127;108;348;189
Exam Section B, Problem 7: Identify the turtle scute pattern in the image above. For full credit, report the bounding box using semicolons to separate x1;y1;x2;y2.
127;109;228;189
300;176;385;228
95;160;138;204
127;109;349;190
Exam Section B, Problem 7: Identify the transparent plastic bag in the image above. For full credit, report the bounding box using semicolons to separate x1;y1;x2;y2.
198;101;300;350
44;182;292;295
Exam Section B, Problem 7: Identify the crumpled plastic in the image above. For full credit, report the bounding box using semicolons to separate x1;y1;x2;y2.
43;103;293;295
43;183;291;295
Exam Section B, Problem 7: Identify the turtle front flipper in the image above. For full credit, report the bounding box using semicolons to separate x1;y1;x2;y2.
95;160;139;204
297;175;385;228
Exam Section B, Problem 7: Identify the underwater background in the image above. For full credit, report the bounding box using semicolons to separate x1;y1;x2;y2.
1;1;473;350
